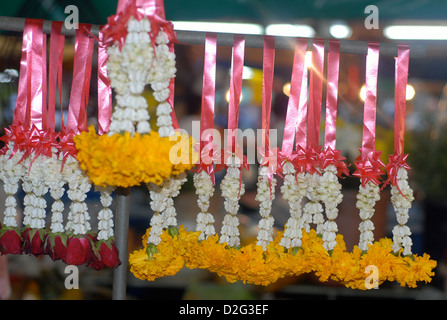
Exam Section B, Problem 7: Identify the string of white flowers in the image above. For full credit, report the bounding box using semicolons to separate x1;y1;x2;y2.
193;170;216;240
219;154;245;247
107;17;153;135
160;173;187;229
303;172;324;235
151;29;176;138
45;148;65;234
357;180;380;251
96;185;115;241
255;166;276;251
63;155;92;236
319;164;343;251
279;162;307;249
390;167;414;256
22;154;49;230
147;173;186;245
1;143;25;229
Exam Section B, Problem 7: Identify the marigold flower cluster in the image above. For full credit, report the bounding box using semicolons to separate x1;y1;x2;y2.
74;126;197;188
128;224;436;289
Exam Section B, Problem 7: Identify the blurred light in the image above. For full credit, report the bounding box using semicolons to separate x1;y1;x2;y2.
242;66;254;80
283;82;291;97
225;89;243;102
360;84;416;101
172;21;264;35
406;84;416;100
384;25;447;40
329;23;352;39
305;50;313;69
265;24;315;38
360;85;366;101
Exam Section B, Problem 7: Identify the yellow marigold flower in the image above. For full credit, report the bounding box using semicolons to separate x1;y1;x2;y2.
74;126;197;188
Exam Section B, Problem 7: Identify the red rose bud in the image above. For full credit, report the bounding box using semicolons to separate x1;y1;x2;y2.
22;228;46;256
44;233;67;261
64;236;93;265
98;240;121;268
86;253;105;271
0;227;22;255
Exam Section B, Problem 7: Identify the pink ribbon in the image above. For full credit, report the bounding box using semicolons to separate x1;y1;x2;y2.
383;45;411;191
66;24;94;135
353;42;385;186
195;33;217;181
324;40;340;152
97;31;112;135
225;34;245;158
279;38;307;172
48;22;65;133
307;39;324;151
321;40;349;177
259;36;278;194
13;19;46;131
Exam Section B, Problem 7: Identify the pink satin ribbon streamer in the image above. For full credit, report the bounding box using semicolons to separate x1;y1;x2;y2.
324;40;340;151
307;39;325;150
226;34;245;154
362;42;380;160
200;33;217;152
48;21;65;132
196;33;217;182
281;38;307;158
66;24;94;134
353;42;385;186
97;31;112;135
261;36;275;151
394;44;410;155
14;19;47;131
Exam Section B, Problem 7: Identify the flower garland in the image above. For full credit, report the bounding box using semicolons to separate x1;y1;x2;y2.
255;166;276;251
390;167;414;256
279;162;307;249
128;223;436;289
75;14;196;188
0;142;25;254
193;170;216;240
21;153;49;256
356;180;381;252
320;164;344;251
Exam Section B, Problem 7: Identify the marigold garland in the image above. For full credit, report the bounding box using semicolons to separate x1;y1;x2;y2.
128;224;436;289
74;126;197;188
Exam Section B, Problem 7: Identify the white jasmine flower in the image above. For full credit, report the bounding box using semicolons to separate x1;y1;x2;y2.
219;155;245;247
356;180;380;251
390;167;414;255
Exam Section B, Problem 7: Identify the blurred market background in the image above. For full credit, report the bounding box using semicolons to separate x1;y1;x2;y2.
1;0;447;300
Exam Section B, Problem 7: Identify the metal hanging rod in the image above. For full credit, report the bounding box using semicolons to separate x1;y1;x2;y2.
0;15;426;58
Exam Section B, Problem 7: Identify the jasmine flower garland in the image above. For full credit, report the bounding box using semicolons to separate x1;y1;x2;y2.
279;162;307;249
96;185;115;241
107;17;153;135
151;30;176;138
1;143;25;229
390;167;414;256
220;154;245;248
193;170;216;240
63;155;92;235
357;181;380;251
147;173;187;246
319;165;343;251
255;166;276;251
303;172;324;235
46;150;66;235
23;154;49;230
